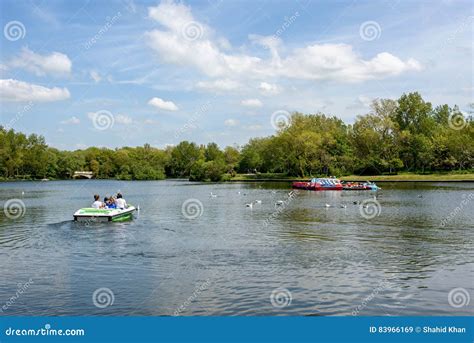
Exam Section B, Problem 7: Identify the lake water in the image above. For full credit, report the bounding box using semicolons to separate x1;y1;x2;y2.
0;180;473;316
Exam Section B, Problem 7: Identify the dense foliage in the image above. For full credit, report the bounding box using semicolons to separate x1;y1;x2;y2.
1;93;472;181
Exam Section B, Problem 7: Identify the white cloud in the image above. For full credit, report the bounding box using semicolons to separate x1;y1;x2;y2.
10;47;72;77
358;96;373;107
279;46;422;82
61;116;80;125
241;98;263;107
196;79;241;91
148;97;179;111
75;143;87;150
346;95;374;109
116;114;133;124
0;79;70;102
90;70;101;83
145;1;422;83
224;119;239;127
259;82;281;95
245;124;263;131
144;119;158;124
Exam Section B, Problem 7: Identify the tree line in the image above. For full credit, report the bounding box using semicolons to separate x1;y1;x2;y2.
0;92;472;181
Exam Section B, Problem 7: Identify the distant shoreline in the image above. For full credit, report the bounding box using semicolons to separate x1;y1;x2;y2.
227;179;474;183
1;175;474;183
228;173;474;183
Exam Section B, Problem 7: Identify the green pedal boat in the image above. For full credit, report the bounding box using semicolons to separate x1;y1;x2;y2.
73;206;137;222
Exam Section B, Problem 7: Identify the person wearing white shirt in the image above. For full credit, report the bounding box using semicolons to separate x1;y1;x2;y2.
91;194;103;209
115;193;127;209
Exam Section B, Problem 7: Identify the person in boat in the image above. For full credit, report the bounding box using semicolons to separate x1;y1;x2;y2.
91;194;104;209
115;193;127;209
105;197;117;209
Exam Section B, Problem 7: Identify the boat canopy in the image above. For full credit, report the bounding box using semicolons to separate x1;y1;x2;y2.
310;178;341;184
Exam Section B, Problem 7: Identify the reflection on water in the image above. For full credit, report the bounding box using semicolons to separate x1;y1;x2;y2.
0;180;473;316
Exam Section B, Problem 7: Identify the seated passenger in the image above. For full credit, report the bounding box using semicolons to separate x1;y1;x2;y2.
91;195;103;209
106;197;117;209
115;193;127;209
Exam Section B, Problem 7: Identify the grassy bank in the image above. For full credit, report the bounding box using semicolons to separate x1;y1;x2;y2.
2;172;473;183
229;172;474;182
340;173;474;181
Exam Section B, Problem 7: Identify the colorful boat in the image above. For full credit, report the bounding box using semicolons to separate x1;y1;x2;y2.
341;181;380;191
73;206;137;222
292;178;343;191
292;178;380;191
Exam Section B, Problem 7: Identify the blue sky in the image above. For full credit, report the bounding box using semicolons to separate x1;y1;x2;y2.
0;0;472;150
